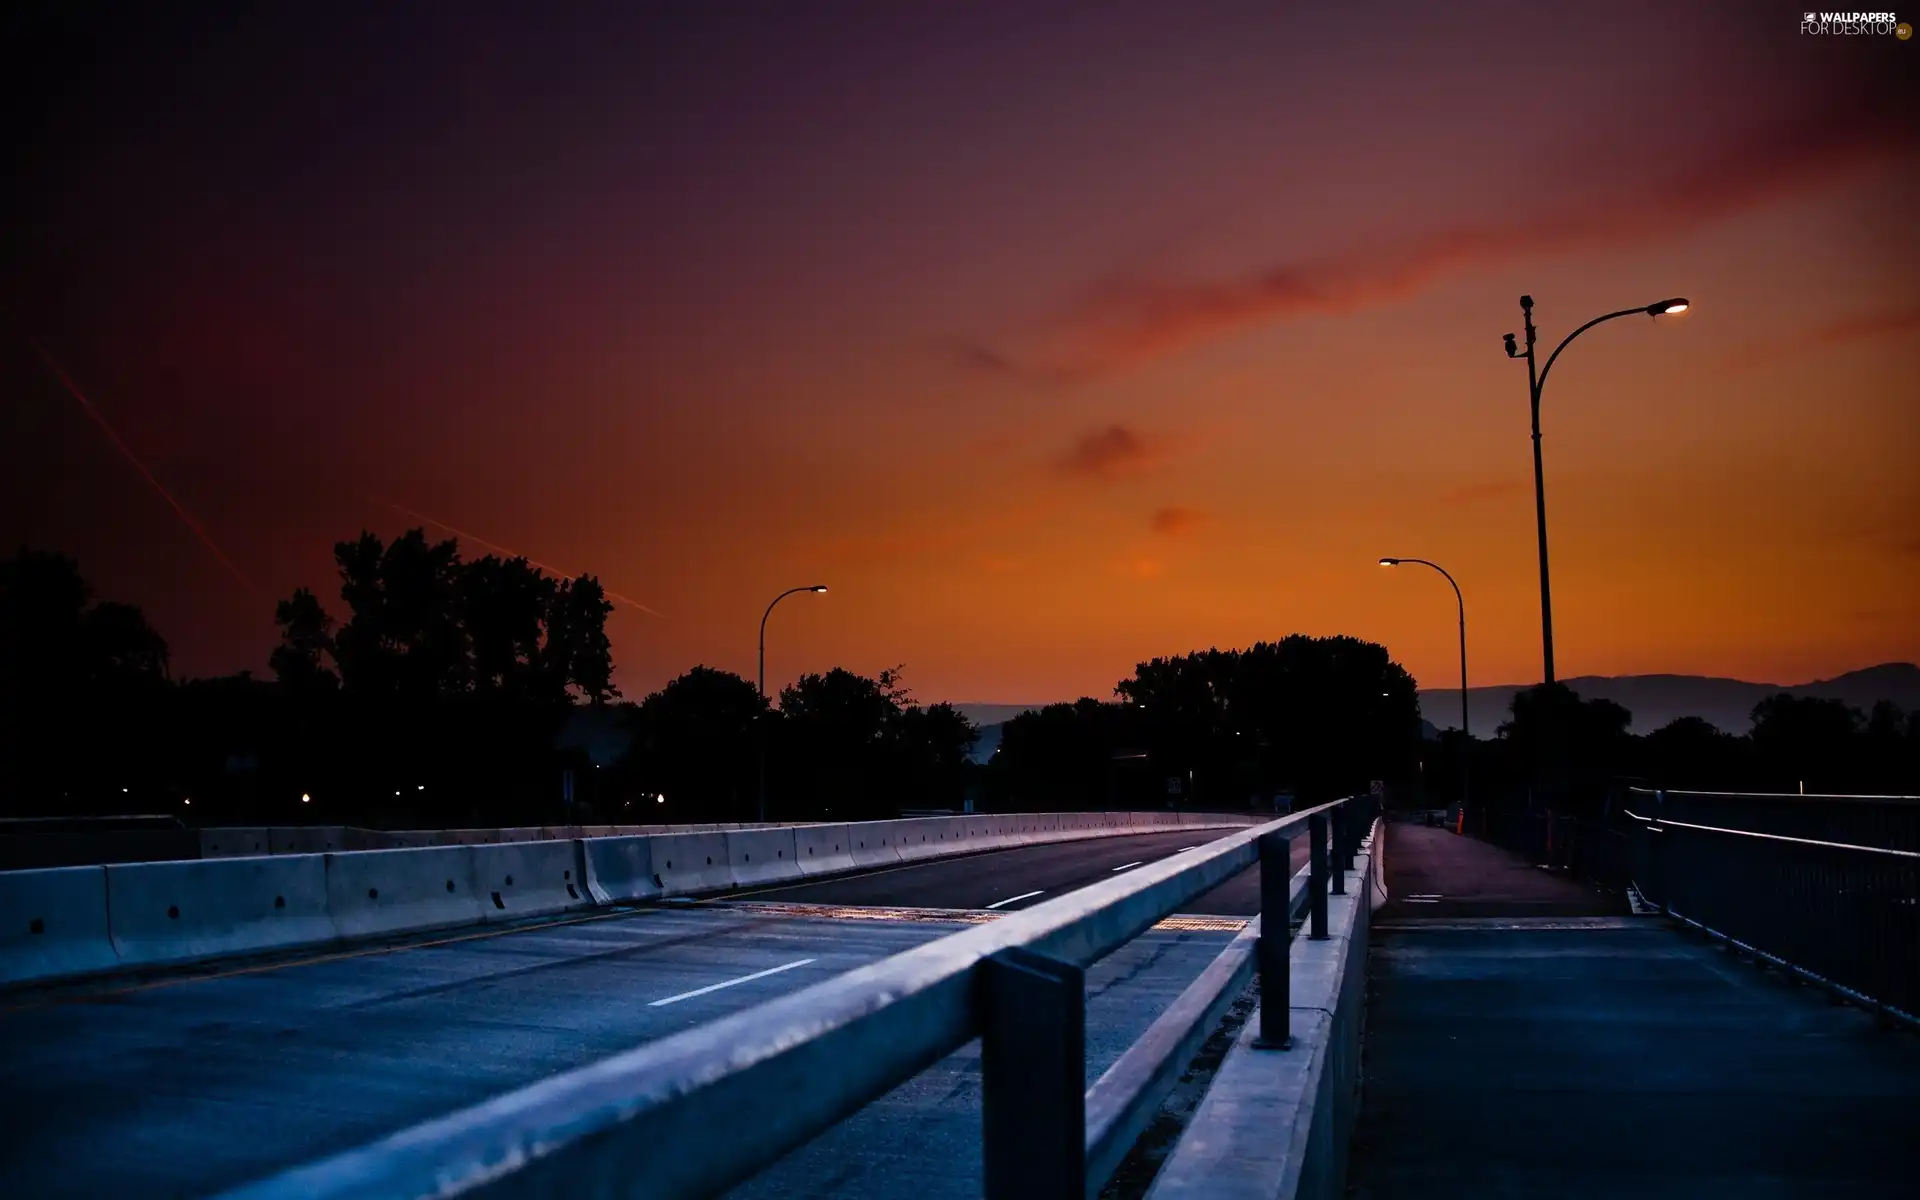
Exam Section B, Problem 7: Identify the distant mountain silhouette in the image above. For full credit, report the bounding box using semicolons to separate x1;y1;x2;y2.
952;703;1050;728
1418;662;1920;735
952;703;1047;765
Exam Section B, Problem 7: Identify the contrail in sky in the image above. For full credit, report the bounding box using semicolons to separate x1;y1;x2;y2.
358;492;665;618
31;338;261;597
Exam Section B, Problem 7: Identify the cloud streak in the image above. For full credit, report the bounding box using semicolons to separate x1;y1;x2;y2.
1150;506;1208;535
974;106;1911;381
1054;425;1169;481
1725;304;1920;372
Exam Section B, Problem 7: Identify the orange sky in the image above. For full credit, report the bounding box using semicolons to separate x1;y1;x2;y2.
5;2;1916;706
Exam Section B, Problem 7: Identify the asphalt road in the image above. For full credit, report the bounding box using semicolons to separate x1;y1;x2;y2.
733;824;1300;915
1350;923;1920;1198
0;827;1279;1198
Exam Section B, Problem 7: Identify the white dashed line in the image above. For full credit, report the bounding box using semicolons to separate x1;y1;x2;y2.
1111;861;1144;872
985;890;1045;910
648;958;817;1007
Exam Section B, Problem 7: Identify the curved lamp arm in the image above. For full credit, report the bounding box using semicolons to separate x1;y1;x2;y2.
1535;307;1649;397
1379;557;1468;739
759;585;829;698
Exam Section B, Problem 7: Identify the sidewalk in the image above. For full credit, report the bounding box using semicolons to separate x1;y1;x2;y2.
1379;819;1625;920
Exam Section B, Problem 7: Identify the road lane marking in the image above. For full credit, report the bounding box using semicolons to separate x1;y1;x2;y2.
1111;861;1144;872
726;830;1201;901
1;905;664;1012
985;890;1044;910
648;957;817;1007
716;902;1248;932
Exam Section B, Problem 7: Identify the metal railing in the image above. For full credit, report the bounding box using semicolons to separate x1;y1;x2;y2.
1476;806;1631;886
1626;788;1920;1027
218;794;1378;1200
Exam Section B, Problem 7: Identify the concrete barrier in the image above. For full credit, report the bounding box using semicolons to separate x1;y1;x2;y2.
2;809;1271;986
470;841;590;920
340;827;402;851
845;822;903;869
268;826;347;855
724;828;802;889
649;832;733;894
326;846;483;940
200;827;272;857
891;818;964;863
106;854;334;969
794;824;856;877
0;865;117;985
581;836;661;904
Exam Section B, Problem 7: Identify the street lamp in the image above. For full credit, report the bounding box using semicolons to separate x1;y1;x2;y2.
1503;295;1688;684
757;584;829;821
1380;557;1470;815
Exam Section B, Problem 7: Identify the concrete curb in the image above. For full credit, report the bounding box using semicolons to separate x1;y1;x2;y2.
1146;822;1378;1200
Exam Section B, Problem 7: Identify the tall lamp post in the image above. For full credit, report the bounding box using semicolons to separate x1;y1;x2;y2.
1380;557;1469;818
757;584;828;822
1504;296;1688;684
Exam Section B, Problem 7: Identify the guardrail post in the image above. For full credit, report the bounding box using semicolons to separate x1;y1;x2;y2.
1330;805;1347;896
1309;811;1329;939
980;946;1086;1198
1650;790;1669;916
1255;829;1292;1049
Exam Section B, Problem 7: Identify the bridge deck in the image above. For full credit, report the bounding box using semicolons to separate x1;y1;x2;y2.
1352;822;1920;1198
0;828;1260;1198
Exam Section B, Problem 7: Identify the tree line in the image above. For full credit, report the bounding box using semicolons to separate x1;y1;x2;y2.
0;537;987;826
4;541;1913;828
1418;681;1920;822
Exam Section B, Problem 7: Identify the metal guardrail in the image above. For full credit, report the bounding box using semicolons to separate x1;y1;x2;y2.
1626;788;1919;1028
218;794;1379;1200
1476;807;1631;886
1649;786;1920;855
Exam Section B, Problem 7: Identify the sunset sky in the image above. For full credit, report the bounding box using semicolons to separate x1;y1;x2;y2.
4;2;1916;709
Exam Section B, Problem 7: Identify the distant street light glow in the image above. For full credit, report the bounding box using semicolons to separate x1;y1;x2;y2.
301;793;311;803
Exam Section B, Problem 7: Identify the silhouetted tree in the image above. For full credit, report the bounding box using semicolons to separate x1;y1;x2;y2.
0;549;170;813
1641;716;1749;790
258;530;625;822
1750;693;1863;792
1115;635;1419;804
330;529;468;701
543;576;618;705
269;587;338;693
458;556;550;698
617;666;765;821
989;635;1418;813
773;667;977;820
993;699;1149;811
